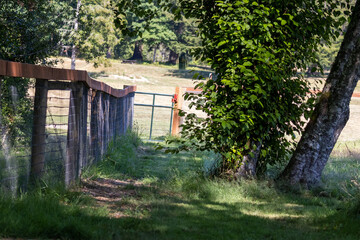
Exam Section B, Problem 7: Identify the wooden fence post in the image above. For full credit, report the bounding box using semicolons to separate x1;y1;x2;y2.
90;90;100;163
128;92;135;130
30;79;48;180
115;97;122;136
103;93;110;155
172;86;183;135
78;83;88;175
121;96;127;135
109;96;117;143
65;82;85;186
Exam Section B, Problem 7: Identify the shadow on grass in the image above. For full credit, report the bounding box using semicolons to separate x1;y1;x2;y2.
3;187;355;240
165;69;214;80
134;185;360;240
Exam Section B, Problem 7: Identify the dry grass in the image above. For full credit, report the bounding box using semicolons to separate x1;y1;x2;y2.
55;57;206;94
53;57;360;142
54;57;211;138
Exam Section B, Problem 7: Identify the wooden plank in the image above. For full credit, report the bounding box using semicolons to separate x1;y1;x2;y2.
65;82;88;186
119;97;126;135
116;98;123;136
109;96;117;142
123;95;128;134
98;92;105;157
30;79;48;180
127;92;135;131
1;60;137;98
65;83;80;186
7;61;53;79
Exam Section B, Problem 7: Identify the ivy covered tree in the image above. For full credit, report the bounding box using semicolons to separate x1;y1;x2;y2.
115;0;349;179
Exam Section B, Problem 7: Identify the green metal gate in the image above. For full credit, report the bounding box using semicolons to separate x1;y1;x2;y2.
134;92;174;140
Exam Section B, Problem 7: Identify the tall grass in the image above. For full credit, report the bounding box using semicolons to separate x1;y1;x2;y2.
0;183;127;239
1;131;360;239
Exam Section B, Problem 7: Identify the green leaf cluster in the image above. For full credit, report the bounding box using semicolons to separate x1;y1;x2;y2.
0;0;68;146
73;0;122;67
173;0;351;174
115;0;200;63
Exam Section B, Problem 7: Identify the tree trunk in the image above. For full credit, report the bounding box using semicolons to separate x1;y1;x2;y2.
128;41;143;61
168;50;178;65
71;0;81;70
235;141;262;179
179;52;187;69
280;1;360;187
106;47;111;59
152;45;158;63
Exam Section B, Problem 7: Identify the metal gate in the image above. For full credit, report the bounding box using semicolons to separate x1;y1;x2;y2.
134;92;175;140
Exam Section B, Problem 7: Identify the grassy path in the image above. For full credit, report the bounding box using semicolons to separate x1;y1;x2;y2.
76;136;360;240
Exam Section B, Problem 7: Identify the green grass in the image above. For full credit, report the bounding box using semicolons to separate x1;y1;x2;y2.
0;185;144;240
1;132;360;239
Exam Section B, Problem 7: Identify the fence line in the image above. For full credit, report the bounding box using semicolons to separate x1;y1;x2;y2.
0;60;136;192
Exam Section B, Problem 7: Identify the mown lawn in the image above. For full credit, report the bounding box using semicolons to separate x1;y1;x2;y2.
0;133;359;239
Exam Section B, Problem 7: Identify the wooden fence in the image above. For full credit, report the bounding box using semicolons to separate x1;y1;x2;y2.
0;60;136;190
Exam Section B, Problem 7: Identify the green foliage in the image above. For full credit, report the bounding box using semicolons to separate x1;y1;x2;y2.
0;0;68;146
0;77;33;146
75;0;122;67
115;0;200;63
0;0;66;63
316;0;356;69
317;36;343;70
167;0;350;175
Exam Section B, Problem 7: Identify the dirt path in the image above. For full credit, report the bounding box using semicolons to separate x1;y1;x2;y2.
80;178;145;218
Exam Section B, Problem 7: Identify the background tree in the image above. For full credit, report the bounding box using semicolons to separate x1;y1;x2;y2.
166;14;199;65
115;0;200;64
67;0;122;68
118;1;176;62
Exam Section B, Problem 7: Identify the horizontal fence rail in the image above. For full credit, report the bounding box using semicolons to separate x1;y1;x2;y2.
0;60;136;193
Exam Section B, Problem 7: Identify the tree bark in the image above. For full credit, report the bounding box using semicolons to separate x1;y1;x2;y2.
168;50;178;65
280;1;360;187
152;46;157;63
179;52;187;69
128;41;143;61
235;141;262;179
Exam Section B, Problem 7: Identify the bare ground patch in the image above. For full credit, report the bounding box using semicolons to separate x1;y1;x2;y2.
80;178;148;218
